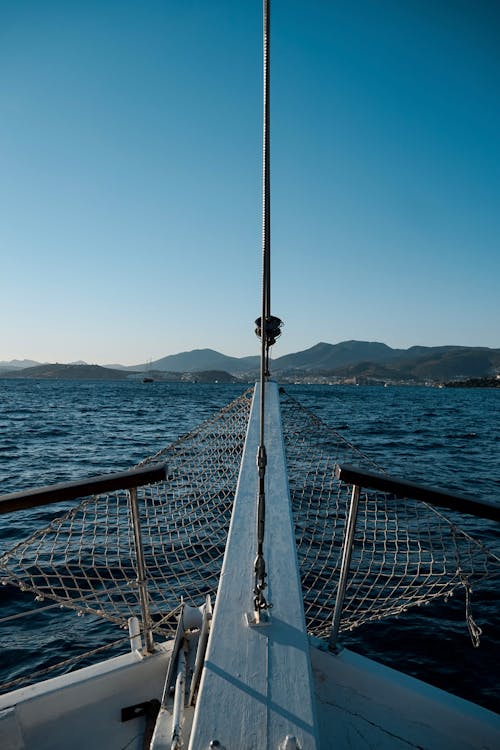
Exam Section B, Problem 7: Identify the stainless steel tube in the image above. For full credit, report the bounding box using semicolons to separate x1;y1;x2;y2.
129;486;154;653
328;484;361;651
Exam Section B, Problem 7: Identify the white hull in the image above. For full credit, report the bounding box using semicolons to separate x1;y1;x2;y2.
0;643;172;750
1;640;499;749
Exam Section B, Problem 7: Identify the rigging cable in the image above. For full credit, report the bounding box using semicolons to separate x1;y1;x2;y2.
253;0;283;616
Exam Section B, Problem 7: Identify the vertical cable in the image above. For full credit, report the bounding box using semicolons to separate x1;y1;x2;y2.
260;0;271;444
254;0;271;615
263;0;271;328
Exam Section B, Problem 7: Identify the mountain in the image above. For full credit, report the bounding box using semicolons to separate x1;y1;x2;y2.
401;348;500;381
273;341;398;371
132;342;500;381
2;342;499;382
272;342;500;382
133;348;260;373
0;359;42;370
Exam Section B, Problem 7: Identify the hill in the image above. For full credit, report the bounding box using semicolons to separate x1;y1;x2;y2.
0;364;136;380
2;342;500;383
137;341;500;381
273;341;397;370
133;348;259;373
0;359;42;371
180;370;242;383
268;342;500;381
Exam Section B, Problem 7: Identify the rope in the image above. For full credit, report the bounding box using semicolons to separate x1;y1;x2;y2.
0;600;61;624
459;569;483;648
0;633;130;694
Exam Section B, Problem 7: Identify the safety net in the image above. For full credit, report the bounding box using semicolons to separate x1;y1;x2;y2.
1;386;498;656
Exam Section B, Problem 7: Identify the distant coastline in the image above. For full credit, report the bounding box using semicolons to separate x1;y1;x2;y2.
2;365;500;388
1;340;500;386
444;376;500;389
0;364;241;384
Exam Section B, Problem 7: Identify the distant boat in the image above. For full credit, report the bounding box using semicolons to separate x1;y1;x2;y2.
143;357;154;382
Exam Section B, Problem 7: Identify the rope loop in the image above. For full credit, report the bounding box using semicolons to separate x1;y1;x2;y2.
459;569;483;648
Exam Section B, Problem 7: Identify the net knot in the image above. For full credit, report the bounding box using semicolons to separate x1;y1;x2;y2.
459;569;483;648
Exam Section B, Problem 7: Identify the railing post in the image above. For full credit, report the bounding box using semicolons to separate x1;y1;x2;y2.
129;487;155;653
329;483;361;652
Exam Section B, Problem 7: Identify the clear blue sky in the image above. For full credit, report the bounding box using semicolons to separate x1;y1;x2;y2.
1;0;499;365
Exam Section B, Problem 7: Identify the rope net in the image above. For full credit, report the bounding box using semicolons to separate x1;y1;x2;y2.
0;389;253;640
1;387;498;654
279;390;499;641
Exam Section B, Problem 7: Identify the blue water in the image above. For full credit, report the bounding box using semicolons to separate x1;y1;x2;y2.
0;379;499;710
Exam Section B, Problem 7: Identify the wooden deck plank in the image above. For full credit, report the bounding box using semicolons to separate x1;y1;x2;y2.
188;381;319;749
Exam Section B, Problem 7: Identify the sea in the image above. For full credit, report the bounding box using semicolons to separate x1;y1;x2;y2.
0;378;498;712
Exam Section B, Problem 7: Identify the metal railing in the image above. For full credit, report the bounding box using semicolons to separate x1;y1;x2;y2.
0;463;167;653
0;463;167;514
329;463;500;652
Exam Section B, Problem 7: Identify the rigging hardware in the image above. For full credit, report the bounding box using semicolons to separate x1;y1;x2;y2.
253;444;270;613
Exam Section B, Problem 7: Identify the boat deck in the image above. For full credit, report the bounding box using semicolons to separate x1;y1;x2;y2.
188;381;319;748
2;639;499;749
312;644;499;750
1;381;498;749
